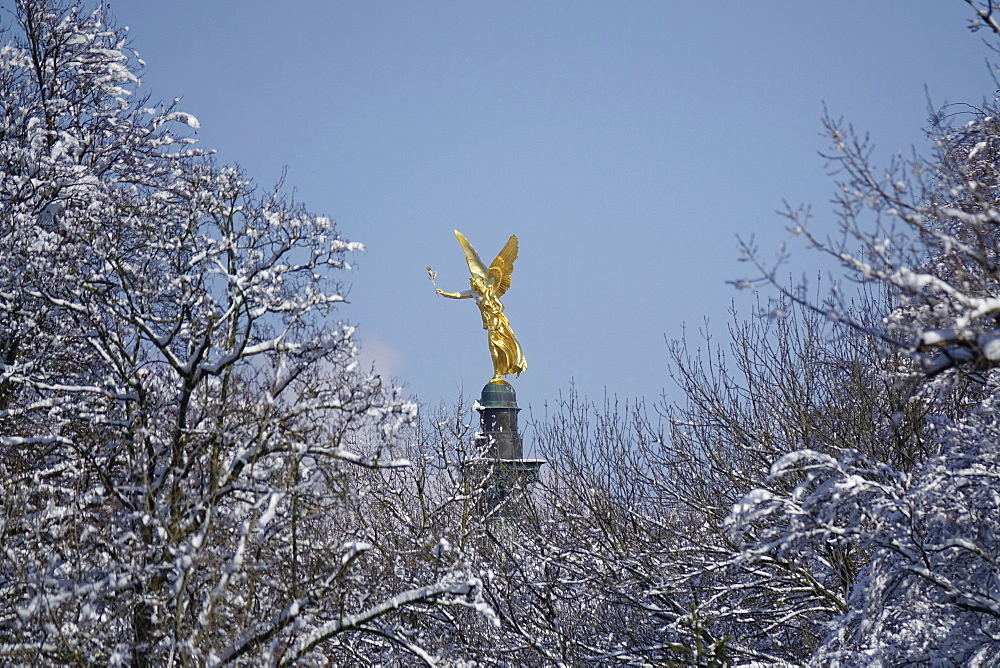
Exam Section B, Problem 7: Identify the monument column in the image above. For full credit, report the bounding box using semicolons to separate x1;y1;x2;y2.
474;381;543;512
431;230;543;514
476;381;522;459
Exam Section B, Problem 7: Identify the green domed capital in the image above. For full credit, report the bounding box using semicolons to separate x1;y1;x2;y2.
479;381;519;409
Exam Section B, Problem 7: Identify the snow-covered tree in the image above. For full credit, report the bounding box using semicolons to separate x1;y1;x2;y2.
367;300;926;666
728;396;1000;664
0;1;487;664
724;3;1000;664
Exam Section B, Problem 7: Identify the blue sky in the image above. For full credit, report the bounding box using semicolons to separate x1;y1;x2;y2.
112;1;996;413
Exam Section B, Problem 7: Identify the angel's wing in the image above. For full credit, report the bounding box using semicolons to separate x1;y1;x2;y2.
487;235;518;297
454;230;488;280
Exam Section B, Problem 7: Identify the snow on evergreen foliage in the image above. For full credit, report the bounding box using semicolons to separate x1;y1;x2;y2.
824;400;1000;664
728;393;1000;665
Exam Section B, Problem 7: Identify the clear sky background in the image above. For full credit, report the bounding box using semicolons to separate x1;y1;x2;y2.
109;1;997;413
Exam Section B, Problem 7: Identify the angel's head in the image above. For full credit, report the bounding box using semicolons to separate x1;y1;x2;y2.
469;276;486;294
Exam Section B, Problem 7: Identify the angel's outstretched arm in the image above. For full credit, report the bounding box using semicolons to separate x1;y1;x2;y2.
436;289;475;299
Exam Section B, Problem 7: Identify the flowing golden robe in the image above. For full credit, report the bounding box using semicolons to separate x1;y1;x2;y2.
474;283;526;380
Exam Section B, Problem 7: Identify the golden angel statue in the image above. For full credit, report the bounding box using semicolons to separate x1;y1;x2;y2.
435;230;527;384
